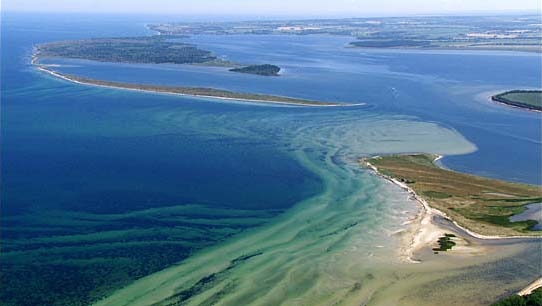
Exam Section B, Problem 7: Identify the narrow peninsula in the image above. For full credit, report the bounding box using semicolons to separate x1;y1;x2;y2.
362;154;542;237
491;90;542;111
37;66;339;106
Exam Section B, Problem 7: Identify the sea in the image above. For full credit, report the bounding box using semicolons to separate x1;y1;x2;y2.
1;13;541;306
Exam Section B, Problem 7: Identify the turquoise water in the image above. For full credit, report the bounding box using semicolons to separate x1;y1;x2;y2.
1;13;541;306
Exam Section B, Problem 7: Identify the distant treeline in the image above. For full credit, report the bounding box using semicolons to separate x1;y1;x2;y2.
350;39;432;48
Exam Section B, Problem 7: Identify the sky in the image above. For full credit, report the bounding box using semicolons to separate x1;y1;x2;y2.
2;0;541;16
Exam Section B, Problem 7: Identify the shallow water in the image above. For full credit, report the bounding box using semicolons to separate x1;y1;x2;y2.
510;203;542;230
1;12;541;306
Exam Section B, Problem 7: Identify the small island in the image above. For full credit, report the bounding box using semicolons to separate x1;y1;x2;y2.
491;90;542;111
362;154;542;237
229;64;281;76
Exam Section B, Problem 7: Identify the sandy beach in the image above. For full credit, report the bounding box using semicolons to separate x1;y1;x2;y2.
518;277;542;296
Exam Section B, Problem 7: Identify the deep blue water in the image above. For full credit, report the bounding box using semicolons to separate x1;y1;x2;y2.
1;12;541;306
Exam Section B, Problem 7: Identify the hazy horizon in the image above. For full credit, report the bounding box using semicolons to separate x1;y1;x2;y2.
2;0;541;18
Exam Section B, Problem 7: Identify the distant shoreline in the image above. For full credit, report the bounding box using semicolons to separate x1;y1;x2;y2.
347;44;542;54
32;56;361;107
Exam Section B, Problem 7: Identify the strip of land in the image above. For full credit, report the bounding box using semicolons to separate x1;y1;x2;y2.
362;154;542;238
491;90;542;112
36;65;344;106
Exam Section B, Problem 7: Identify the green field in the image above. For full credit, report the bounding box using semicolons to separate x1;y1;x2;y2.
492;90;542;111
363;154;542;236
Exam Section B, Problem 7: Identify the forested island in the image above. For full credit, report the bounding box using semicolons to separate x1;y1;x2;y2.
36;36;217;64
230;64;281;76
491;90;542;111
363;154;542;236
35;37;285;77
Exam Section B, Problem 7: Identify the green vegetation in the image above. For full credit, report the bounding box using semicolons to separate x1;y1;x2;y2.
363;154;542;236
230;64;281;76
36;36;216;64
433;233;457;252
492;288;542;306
492;90;542;111
42;69;339;106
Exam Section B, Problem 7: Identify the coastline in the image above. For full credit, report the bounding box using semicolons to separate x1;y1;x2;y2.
33;56;362;108
361;155;541;262
489;90;542;113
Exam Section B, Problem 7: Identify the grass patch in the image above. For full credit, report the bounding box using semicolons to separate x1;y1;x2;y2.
423;191;452;199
